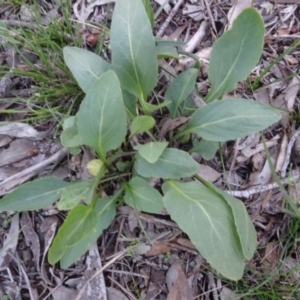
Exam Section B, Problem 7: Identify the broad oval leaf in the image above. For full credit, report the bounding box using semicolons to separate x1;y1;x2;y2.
190;139;219;161
134;148;199;179
48;203;98;264
201;179;257;259
61;116;83;148
219;193;257;260
0;177;70;211
124;177;163;213
111;0;158;98
63;46;111;93
58;180;94;211
162;180;245;280
77;70;127;158
183;99;281;142
134;141;168;163
130;116;155;137
165;68;198;118
59;198;116;268
206;8;264;102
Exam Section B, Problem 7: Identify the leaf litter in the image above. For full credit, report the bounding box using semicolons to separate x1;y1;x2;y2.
1;0;300;299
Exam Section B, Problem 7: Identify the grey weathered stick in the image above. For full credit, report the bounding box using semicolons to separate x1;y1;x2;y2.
0;147;68;192
226;171;300;198
281;129;300;178
156;0;184;37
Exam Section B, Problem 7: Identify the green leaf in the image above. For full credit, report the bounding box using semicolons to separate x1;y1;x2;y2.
111;0;158;98
124;177;163;213
77;70;127;158
134;141;168;163
219;193;257;260
130;116;155;137
86;159;105;177
142;0;154;28
200;179;257;259
182;99;281;142
123;90;137;119
59;198;116;268
63;46;111;93
58;180;94;210
156;39;182;59
48;203;98;264
134;148;199;179
116;161;131;172
162;180;245;280
143;100;171;113
206;8;264;102
190;139;219;161
165;68;198;118
0;177;70;212
60;116;83;148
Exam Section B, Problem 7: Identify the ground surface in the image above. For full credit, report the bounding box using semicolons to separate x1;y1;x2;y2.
1;0;300;299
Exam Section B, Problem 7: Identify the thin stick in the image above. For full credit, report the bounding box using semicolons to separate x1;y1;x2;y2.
74;250;126;300
281;129;300;178
156;0;184;37
0;147;68;192
226;171;300;198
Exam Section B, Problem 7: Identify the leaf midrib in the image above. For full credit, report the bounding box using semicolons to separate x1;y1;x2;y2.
168;181;222;242
206;22;248;102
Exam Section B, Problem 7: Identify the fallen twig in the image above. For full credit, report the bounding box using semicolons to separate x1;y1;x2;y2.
281;129;300;178
74;250;126;300
226;171;300;198
156;0;184;37
0;147;68;193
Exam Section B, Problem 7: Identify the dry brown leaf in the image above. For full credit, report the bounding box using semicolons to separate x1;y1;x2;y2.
107;287;128;300
176;47;211;72
168;23;189;41
276;28;289;35
40;216;59;286
197;164;221;182
176;237;197;250
166;262;193;300
264;242;280;272
159;117;189;138
145;282;163;300
248;158;274;186
145;243;172;257
0;214;19;268
20;212;40;272
252;152;265;171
